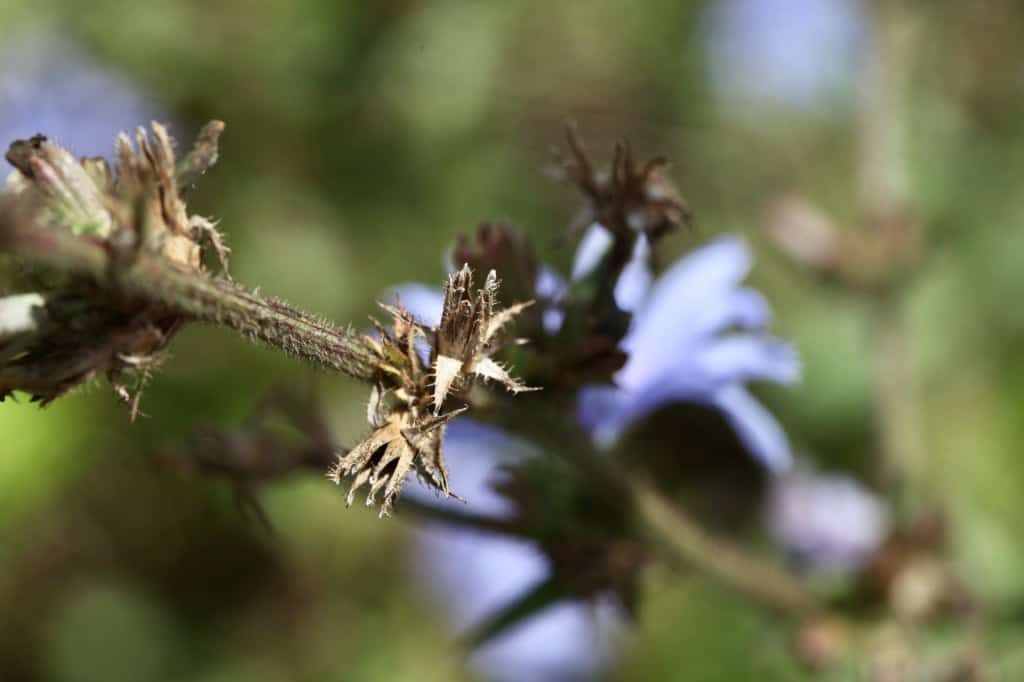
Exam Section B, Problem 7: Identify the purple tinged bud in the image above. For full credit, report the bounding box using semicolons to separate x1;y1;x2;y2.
769;470;889;574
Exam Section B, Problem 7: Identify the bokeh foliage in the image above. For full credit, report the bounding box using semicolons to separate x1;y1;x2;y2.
4;0;1024;679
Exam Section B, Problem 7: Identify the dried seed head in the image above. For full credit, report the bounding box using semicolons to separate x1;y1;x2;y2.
328;385;465;517
557;125;691;243
331;266;536;515
0;122;228;411
432;264;537;412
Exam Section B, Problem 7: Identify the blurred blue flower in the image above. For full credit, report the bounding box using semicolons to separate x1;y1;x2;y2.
393;228;797;678
768;470;889;574
534;266;568;334
393;283;627;681
0;31;161;158
703;0;865;112
576;227;800;472
406;420;627;682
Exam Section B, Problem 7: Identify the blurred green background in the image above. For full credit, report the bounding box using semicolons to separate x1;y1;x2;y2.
3;0;1024;679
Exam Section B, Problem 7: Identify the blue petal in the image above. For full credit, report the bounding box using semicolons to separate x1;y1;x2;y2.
412;419;546;626
415;525;550;630
571;224;614;281
542;309;566;335
689;287;772;337
630;237;753;333
577;237;799;470
535;267;568;334
469;597;625;682
711;385;794;472
388;283;444;327
619;237;754;386
690;336;801;387
705;0;865;111
405;418;524;517
576;386;637;450
614;236;653;313
417;520;624;682
578;380;796;472
535;266;567;300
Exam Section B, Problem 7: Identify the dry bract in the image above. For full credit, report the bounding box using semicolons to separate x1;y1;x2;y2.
328;266;536;516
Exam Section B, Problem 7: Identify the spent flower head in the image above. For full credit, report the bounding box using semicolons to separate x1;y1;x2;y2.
556;125;691;245
0;121;228;411
328;265;536;516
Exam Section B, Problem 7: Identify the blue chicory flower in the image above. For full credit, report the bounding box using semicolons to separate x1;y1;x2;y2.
406;420;627;682
575;224;800;473
393;227;797;679
704;0;865;112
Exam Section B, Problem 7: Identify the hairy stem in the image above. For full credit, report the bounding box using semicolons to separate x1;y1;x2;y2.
0;217;378;381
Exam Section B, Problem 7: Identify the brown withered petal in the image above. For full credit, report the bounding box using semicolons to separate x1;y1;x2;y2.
330;268;534;515
327;393;464;517
436;264;485;363
452;222;538;307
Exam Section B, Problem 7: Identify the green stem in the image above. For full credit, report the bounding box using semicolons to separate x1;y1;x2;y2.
630;479;817;616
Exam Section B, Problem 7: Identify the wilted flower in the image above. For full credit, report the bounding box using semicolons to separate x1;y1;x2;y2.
329;266;535;516
768;470;889;574
576;231;800;472
0;122;228;409
432;265;535;411
556;126;691;244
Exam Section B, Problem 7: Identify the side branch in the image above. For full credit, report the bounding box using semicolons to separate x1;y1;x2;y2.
631;480;818;616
